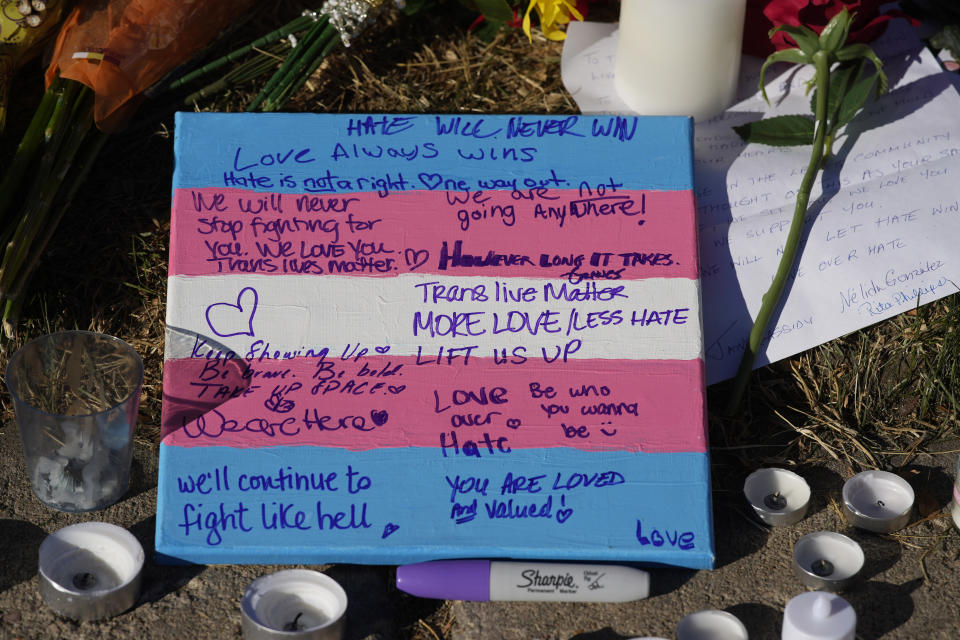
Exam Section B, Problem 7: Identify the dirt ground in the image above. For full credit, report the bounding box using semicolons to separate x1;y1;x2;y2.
3;3;960;639
1;425;959;638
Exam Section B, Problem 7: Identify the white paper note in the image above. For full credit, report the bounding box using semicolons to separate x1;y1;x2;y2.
563;20;960;383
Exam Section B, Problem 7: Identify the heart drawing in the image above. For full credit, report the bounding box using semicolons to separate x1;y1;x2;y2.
417;172;443;190
403;248;429;271
205;287;259;338
370;410;389;427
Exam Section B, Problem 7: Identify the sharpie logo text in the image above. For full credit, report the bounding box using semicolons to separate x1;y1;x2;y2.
517;569;578;591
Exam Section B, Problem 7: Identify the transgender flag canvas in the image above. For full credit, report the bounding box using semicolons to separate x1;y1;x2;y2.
156;112;713;569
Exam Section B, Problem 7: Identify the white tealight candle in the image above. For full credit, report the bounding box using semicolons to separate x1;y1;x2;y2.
241;569;347;640
782;591;856;640
614;0;748;121
792;531;864;592
743;468;811;527
842;470;914;533
38;522;144;621
676;610;748;640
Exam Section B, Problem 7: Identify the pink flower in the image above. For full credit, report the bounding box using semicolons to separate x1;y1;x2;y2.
742;0;914;57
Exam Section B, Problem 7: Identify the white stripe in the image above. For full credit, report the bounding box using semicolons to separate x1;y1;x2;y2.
165;274;702;361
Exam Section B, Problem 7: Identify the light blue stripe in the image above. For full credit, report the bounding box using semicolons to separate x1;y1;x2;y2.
172;112;694;194
156;445;713;569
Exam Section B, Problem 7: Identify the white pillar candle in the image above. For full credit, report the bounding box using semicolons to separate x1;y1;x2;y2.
241;569;347;640
615;0;747;121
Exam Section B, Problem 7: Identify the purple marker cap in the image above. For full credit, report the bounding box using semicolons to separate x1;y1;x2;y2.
396;560;491;601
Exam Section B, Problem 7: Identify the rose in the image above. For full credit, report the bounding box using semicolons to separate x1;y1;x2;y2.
742;0;913;57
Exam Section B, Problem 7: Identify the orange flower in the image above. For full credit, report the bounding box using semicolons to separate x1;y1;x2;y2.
522;0;583;41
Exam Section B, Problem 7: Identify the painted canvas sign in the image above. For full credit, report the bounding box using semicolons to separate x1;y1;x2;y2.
156;112;713;569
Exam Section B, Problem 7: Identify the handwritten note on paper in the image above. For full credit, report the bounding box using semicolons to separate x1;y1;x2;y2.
156;112;714;569
562;20;960;383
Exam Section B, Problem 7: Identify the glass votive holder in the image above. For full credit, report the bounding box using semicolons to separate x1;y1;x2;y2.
6;331;144;512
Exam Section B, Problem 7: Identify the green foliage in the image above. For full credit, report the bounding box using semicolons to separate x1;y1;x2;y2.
734;115;815;146
930;24;960;62
834;62;883;131
834;43;887;94
770;24;820;58
817;6;852;53
758;48;809;103
727;6;889;413
807;59;882;137
471;0;515;22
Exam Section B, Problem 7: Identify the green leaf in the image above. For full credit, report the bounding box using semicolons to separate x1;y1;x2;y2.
759;48;810;103
835;63;882;130
473;0;514;22
818;7;853;53
835;43;887;94
771;24;821;58
733;115;816;146
931;24;960;62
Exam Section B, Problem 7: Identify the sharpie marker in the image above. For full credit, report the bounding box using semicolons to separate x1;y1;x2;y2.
396;559;650;602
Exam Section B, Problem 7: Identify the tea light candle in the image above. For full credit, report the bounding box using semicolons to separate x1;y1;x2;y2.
676;609;748;640
842;470;914;533
792;531;864;591
38;522;144;621
782;591;856;640
743;468;811;527
241;569;347;640
614;0;748;121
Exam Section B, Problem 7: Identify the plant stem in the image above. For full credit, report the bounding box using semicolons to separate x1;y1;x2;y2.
726;51;832;414
167;12;319;90
0;77;61;229
262;26;340;111
246;14;330;112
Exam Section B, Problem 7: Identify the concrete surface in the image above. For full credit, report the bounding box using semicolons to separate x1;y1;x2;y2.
1;422;959;639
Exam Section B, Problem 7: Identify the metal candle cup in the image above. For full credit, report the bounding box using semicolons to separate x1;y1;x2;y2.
241;569;347;640
38;522;144;621
676;610;748;640
744;468;811;526
842;470;914;533
793;531;864;591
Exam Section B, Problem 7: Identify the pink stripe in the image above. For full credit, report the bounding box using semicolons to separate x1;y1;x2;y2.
169;188;698;279
161;355;705;453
